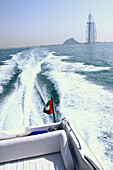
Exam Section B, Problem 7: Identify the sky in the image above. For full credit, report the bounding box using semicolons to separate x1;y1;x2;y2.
0;0;113;48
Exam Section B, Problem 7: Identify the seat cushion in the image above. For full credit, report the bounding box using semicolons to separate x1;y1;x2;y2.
0;130;74;170
0;153;66;170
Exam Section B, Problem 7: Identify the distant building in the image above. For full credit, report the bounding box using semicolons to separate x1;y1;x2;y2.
86;11;97;43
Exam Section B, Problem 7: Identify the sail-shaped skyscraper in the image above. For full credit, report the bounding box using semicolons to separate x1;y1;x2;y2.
86;11;97;43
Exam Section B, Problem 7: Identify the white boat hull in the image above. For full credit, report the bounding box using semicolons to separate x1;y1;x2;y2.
0;118;103;170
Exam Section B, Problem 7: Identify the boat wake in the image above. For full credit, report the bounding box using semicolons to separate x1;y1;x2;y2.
0;48;54;130
0;47;113;169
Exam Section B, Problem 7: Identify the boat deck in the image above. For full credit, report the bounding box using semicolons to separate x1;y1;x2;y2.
0;120;103;170
0;152;65;170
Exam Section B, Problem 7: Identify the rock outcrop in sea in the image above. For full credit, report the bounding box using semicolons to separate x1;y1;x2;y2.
63;38;79;45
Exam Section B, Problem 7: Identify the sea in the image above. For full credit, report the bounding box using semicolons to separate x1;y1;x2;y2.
0;43;113;169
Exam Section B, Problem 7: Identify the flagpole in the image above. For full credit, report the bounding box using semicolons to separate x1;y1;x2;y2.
51;97;56;123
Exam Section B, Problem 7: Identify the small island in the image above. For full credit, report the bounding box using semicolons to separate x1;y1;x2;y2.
63;38;79;45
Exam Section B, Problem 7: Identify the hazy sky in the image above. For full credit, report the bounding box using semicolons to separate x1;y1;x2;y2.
0;0;113;48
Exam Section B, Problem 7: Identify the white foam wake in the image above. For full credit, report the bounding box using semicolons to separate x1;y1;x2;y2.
0;48;54;130
43;54;113;170
0;60;17;93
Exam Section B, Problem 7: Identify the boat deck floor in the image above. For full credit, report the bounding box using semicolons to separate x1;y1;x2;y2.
0;152;66;170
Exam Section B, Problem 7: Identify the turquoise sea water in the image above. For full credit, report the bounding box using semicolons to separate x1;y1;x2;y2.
0;43;113;169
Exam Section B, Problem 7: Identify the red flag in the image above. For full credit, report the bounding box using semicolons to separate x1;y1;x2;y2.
43;99;53;115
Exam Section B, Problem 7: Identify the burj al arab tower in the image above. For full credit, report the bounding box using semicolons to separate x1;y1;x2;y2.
86;11;97;43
